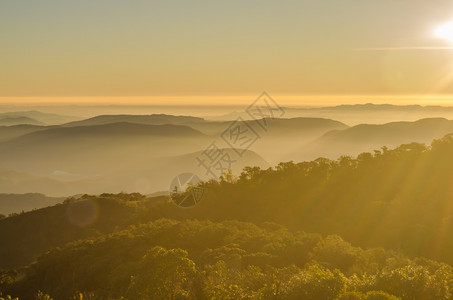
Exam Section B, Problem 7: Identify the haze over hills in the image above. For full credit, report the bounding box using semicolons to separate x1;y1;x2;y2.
288;104;453;126
18;122;205;139
0;116;44;126
3;135;453;299
185;117;348;136
0;118;269;196
0;169;84;198
3;107;453;299
104;148;271;193
4;103;453;125
0;122;206;157
0;148;268;197
6;133;453;269
63;114;349;164
7;0;453;297
61;113;347;136
0;111;79;125
291;117;453;161
0;125;52;142
0;193;65;215
209;103;453;125
0;114;349;196
2;110;453;198
63;114;204;127
0;122;209;175
0;122;211;196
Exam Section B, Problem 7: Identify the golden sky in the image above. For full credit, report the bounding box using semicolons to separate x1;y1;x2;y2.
2;1;453;105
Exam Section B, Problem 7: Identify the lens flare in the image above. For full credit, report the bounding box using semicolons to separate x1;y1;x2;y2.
435;21;453;43
66;199;99;227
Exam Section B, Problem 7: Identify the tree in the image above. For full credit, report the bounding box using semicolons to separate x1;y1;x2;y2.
0;296;18;300
337;291;401;300
375;263;451;300
35;291;53;300
126;246;197;299
282;263;346;300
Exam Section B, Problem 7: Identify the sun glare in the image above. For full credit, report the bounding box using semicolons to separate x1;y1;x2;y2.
435;21;453;43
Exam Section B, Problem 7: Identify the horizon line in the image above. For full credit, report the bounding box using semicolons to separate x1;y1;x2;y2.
3;94;453;107
353;46;453;51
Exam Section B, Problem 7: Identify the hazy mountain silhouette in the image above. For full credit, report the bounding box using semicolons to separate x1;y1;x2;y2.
0;148;268;196
2;111;452;198
0;193;65;215
23;122;205;138
0;169;79;197
0;122;206;159
0;121;270;196
0;116;44;126
291;118;453;160
0;122;209;184
0;111;79;125
2;115;347;164
280;103;453;126
104;148;270;194
0;125;53;142
63;114;204;127
315;103;453;112
62;114;346;136
186;117;347;135
0;122;206;166
179;117;348;164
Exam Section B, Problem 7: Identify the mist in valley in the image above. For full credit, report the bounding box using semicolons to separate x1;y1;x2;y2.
2;103;453;201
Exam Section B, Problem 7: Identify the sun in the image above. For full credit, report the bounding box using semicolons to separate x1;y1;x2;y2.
435;21;453;43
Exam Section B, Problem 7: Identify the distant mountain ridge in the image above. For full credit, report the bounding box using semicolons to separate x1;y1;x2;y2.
3;110;453;197
291;117;453;160
187;117;348;135
0;124;52;142
321;117;453;141
0;116;44;126
207;103;453;122
0;111;79;125
0;148;269;196
308;103;453;111
16;122;206;139
63;114;204;127
0;193;65;215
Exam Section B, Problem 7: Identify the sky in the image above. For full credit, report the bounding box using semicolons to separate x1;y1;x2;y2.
2;1;453;105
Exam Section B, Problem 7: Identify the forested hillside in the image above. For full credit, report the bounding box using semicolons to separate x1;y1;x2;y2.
3;134;453;299
151;133;453;265
3;219;451;299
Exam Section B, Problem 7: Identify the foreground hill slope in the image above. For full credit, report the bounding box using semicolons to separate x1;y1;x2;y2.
3;135;453;271
4;218;452;300
0;193;149;269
